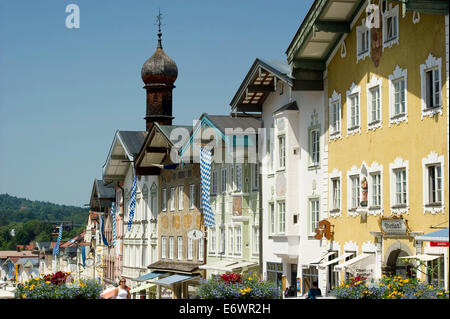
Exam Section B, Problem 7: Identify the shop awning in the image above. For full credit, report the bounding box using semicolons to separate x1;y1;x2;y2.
130;282;155;294
334;253;375;272
399;254;440;262
133;271;166;282
415;228;449;242
318;252;354;269
199;260;238;271
153;274;196;287
306;251;336;267
213;261;258;272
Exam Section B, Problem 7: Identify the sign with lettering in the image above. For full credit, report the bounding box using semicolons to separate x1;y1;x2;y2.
314;220;332;240
379;217;409;236
430;241;449;247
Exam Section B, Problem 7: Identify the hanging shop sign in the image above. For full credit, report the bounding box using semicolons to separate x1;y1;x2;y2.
378;217;410;236
314;220;332;240
430;242;449;247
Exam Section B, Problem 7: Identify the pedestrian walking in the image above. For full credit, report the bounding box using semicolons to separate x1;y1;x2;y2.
114;278;131;299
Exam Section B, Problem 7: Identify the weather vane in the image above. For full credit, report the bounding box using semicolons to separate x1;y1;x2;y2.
156;9;165;49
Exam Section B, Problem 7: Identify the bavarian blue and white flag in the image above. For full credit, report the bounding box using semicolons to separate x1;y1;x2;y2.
200;147;215;227
53;224;63;256
127;175;137;231
111;202;116;247
100;215;109;247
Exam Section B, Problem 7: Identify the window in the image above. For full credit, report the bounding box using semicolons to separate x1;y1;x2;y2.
420;54;442;119
346;83;361;134
228;227;234;255
169;236;174;259
187;238;193;260
369;86;381;123
428;256;445;288
212;171;218;195
310;129;320;166
177;236;183;260
356;19;370;62
427;165;442;204
394;169;407;206
310;199;319;235
393;79;406;116
330;101;341;135
269;203;275;235
382;3;399;49
422;152;445;213
178;186;184;210
161;236;166;259
161;189;167;211
332;178;341;211
230;165;235;191
169;187;175;211
209;228;216;253
370;173;381;207
219;226;225;254
350;94;360;128
236;164;242;191
198;239;204;261
388;65;408;126
350;175;360;209
253;225;259;254
189;184;196;209
278;201;286;234
235;226;242;254
221;168;227;193
278;135;286;169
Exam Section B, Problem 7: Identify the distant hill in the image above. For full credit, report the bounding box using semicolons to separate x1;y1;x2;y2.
0;193;88;225
0;194;89;249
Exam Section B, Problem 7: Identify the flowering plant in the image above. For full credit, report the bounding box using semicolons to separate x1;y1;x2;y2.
15;273;102;299
331;276;449;299
197;272;280;299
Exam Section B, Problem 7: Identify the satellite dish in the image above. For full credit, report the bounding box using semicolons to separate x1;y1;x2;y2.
85;258;94;267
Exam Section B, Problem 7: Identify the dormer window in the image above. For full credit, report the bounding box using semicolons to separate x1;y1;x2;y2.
382;2;399;50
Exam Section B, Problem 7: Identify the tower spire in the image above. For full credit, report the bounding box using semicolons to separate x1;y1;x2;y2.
156;9;163;49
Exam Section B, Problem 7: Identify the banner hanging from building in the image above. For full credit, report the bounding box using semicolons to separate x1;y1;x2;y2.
200;147;215;227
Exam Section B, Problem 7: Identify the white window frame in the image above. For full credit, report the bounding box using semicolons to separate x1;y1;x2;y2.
235;164;243;192
347;165;361;217
329;168;342;218
252;164;259;190
161;236;167;259
219;225;225;254
366;75;383;131
346;83;361;135
382;2;399;50
368;162;383;216
269;202;276;235
310;129;320;166
177;236;183;260
252;224;259;255
198;239;204;261
189;184;196;209
178;185;184;211
228;226;234;256
209;227;216;254
420;53;443;119
388;65;408;126
169;187;175;211
356;18;370;63
278;135;286;169
211;171;218;195
329;91;342;140
161;188;167;211
168;236;174;260
309;198;320;236
187;238;193;260
422;152;445;214
389;157;409;215
235;225;242;256
277;200;286;234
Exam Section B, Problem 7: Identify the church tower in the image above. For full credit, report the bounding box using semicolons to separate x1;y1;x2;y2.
141;11;178;131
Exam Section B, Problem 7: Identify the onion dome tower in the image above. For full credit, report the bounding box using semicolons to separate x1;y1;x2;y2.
141;11;178;131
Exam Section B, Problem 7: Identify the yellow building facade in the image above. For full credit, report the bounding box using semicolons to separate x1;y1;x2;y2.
323;1;448;290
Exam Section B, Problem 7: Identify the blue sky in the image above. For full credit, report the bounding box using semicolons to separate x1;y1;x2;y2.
0;0;313;207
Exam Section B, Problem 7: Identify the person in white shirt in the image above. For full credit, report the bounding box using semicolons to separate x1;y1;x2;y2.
114;278;131;299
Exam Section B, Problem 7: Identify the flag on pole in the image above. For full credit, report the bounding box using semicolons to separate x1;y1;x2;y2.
53;224;63;256
100;215;109;247
111;202;116;247
127;175;137;231
200;147;215;227
81;245;86;268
